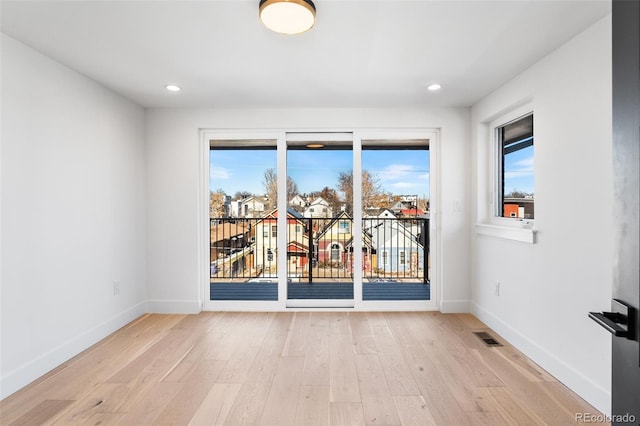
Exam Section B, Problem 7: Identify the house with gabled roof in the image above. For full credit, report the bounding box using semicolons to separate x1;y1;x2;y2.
289;194;308;212
254;208;309;275
363;208;396;219
314;211;372;272
368;219;425;274
303;197;332;218
236;196;269;218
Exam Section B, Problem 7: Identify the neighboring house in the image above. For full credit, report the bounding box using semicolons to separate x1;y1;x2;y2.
399;208;424;217
368;219;425;274
222;195;232;216
312;212;370;270
303;197;333;218
314;211;352;266
389;200;413;214
363;208;396;219
236;196;268;218
362;213;387;232
229;200;241;218
289;194;308;211
344;233;374;273
503;197;534;218
254;208;309;275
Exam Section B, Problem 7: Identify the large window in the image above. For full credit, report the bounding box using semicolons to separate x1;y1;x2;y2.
495;113;534;220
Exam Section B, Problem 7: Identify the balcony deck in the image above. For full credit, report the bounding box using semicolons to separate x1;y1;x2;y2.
210;282;430;301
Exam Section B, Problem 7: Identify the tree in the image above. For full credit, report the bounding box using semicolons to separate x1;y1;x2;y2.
417;196;430;212
505;189;532;198
233;190;252;200
366;192;394;209
209;189;226;218
337;170;383;215
310;186;341;214
337;171;353;214
263;168;299;210
263;168;277;210
287;176;299;203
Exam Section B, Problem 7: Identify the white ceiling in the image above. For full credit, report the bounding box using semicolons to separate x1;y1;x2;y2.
0;0;611;109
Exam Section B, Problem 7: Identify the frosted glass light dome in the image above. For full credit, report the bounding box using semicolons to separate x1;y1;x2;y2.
259;0;316;35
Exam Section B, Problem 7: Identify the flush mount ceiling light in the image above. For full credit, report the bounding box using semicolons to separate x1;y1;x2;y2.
427;83;442;91
165;84;181;92
259;0;316;35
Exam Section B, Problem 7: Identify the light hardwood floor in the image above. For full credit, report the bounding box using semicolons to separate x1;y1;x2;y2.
0;312;607;426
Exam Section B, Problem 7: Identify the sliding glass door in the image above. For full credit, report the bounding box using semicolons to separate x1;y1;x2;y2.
208;139;279;301
286;133;354;307
204;130;436;310
361;139;431;302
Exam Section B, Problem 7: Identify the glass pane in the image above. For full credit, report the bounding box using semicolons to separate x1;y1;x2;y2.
503;139;534;219
361;144;430;301
209;142;278;300
500;114;534;219
286;145;354;300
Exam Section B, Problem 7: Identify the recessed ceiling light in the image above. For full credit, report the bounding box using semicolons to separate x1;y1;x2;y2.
165;85;181;92
427;84;442;91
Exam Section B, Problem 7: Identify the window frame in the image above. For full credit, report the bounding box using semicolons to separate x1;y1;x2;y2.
381;250;389;266
489;105;535;228
200;128;441;311
476;102;537;244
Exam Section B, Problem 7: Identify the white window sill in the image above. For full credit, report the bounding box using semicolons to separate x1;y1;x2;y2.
475;223;537;244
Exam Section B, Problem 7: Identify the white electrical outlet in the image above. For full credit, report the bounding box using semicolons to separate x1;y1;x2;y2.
113;281;121;296
494;282;500;296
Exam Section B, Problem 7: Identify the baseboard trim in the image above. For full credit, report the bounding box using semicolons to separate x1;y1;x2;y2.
440;299;471;313
471;302;611;416
0;301;146;400
146;299;202;314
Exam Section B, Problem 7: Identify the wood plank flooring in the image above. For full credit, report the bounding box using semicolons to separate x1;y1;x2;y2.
0;312;607;426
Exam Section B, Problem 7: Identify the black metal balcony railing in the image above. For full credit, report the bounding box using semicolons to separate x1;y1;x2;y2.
209;218;276;281
362;217;430;283
209;216;429;285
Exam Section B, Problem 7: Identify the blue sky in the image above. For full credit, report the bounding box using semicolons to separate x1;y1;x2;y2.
504;145;534;195
210;149;430;197
362;150;429;197
210;146;533;200
209;150;277;195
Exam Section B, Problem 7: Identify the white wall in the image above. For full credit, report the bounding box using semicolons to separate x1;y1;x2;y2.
470;16;612;414
145;107;471;313
0;35;147;398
